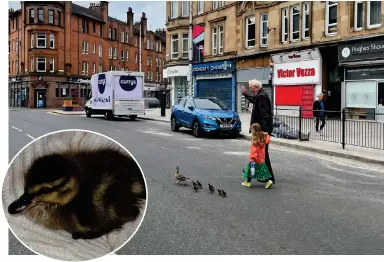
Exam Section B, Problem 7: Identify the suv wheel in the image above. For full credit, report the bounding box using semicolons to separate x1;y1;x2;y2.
171;116;179;131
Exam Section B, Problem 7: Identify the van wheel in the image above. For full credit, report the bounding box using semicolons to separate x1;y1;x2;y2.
104;111;113;120
130;115;137;121
85;108;92;118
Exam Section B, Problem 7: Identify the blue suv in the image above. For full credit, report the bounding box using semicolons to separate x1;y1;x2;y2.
170;97;242;137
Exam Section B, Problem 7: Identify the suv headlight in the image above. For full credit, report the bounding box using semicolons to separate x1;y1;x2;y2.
203;115;216;121
233;116;239;121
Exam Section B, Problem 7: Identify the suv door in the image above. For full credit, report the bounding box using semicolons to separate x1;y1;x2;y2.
174;99;186;125
183;99;195;128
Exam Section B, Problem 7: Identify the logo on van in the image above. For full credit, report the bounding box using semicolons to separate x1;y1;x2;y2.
98;74;106;94
119;75;137;91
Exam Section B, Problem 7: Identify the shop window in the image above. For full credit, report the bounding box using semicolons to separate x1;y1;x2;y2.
367;1;382;29
281;8;288;43
302;2;310;39
182;33;189;59
260;13;268;47
354;1;363;31
325;1;338;36
171;1;178;18
245;16;256;48
290;5;300;41
171;34;178;59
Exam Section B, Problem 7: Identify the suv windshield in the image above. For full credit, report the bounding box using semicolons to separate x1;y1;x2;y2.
193;98;228;110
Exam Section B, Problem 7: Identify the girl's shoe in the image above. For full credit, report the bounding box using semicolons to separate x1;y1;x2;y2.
265;180;273;189
242;182;251;187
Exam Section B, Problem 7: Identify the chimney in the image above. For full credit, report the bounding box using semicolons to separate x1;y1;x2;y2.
141;12;147;36
99;1;109;23
127;7;133;28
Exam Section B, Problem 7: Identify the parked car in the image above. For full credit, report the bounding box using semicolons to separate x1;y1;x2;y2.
170;97;242;137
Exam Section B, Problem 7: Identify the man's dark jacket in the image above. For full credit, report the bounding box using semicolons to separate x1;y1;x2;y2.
243;88;273;134
313;100;325;118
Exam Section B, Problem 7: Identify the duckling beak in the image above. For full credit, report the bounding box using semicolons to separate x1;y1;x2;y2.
8;193;33;215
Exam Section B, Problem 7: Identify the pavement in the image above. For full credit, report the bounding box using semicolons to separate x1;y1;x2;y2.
7;109;384;255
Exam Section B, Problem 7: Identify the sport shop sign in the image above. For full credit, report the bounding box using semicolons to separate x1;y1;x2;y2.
272;60;321;85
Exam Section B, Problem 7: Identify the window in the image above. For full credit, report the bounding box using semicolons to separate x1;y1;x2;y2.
38;8;44;23
212;1;223;9
147;39;150;49
93;43;96;54
114;66;117;71
156;57;159;67
290;6;300;41
171;1;178;18
135;36;138;46
245;16;256;48
93;22;96;33
99;64;103;73
156;72;159;82
99;25;103;37
29;9;35;24
171;34;178;59
367;1;382;29
48;9;54;24
260;13;268;47
113;47;117;59
212;25;224;55
37;57;46;72
109;27;112;39
30;57;34;72
125;32;129;43
49;58;54;72
302;2;310;39
182;1;189;17
147;56;150;65
99;44;102;57
121;31;125;43
82;62;89;75
159;43;162;52
110;65;113;71
93;63;96;73
109;47;113;58
354;1;363;31
121;50;125;61
126;50;129;61
325;1;338;36
30;34;34;48
198;1;204;13
82;41;89;54
15;40;18;53
113;28;117;40
50;34;54;49
8;41;10;53
58;11;61;26
37;33;46;48
135;52;138;63
281;8;288;43
150;71;153;81
182;33;189;59
160;73;162;81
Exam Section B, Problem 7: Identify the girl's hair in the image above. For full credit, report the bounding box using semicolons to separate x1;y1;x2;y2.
251;123;266;146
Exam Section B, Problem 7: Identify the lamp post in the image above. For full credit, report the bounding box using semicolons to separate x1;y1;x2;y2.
188;0;193;97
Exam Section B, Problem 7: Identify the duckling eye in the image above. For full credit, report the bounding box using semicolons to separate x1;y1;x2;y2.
40;187;51;194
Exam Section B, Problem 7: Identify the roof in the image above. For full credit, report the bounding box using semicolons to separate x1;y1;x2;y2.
71;3;104;23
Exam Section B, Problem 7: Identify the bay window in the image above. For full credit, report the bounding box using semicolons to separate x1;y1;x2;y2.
49;57;54;72
50;34;54;49
171;34;178;59
37;33;46;48
37;57;46;72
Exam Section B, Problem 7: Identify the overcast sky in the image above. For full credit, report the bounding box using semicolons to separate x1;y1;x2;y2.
8;0;166;30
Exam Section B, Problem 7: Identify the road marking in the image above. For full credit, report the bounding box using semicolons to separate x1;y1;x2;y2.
25;134;35;140
223;151;248;156
272;147;384;173
141;130;172;136
187;146;202;150
11;126;22;132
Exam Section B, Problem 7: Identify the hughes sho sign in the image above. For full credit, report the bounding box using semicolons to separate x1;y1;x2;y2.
273;60;321;85
339;39;384;62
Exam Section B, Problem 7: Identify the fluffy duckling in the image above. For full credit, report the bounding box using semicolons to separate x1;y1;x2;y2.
8;148;146;240
175;166;189;184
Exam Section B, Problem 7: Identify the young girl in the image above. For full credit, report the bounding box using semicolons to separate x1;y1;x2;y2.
242;123;274;189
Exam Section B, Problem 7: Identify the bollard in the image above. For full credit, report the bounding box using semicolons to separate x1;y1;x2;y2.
160;91;166;117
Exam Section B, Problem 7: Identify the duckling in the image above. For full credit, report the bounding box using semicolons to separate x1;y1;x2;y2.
175;166;189;184
221;190;227;197
8;148;146;240
192;181;199;192
196;180;202;189
208;183;215;194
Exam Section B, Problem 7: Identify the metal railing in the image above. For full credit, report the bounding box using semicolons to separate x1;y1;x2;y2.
273;107;384;150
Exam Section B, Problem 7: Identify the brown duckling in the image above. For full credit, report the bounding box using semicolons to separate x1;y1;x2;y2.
175;166;189;184
8;148;147;240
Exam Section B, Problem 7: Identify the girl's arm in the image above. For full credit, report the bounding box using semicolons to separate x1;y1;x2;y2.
265;134;271;145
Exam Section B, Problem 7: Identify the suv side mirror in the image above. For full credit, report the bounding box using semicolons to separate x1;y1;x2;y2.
188;106;194;111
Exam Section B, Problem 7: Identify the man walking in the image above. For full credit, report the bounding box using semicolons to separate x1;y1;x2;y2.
313;93;326;135
241;80;275;183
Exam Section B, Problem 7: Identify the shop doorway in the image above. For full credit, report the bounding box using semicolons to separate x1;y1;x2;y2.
377;82;384;122
34;89;46;108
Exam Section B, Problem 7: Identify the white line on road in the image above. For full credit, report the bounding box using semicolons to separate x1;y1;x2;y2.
25;134;35;140
11;126;22;132
187;146;202;150
223;151;249;156
140;130;173;136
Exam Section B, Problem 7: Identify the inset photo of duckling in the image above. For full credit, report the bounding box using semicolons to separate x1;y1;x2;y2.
1;129;148;261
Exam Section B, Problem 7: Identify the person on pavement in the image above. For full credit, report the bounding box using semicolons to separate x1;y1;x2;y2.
313;93;326;135
241;79;275;184
241;123;274;189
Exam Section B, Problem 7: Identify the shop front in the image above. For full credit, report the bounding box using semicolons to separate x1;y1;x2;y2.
271;49;322;118
338;38;384;121
236;67;272;113
192;60;235;110
163;65;190;106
